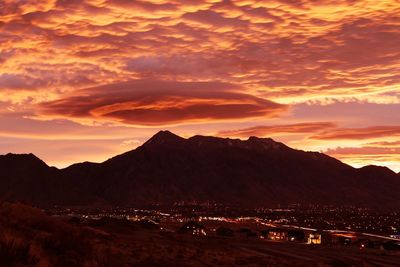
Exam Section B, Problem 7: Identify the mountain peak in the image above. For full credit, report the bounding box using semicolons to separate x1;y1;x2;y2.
0;153;48;168
247;136;287;150
3;153;41;161
358;165;397;176
248;136;274;142
143;130;185;146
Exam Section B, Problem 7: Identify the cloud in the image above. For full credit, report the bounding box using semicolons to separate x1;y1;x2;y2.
38;79;288;126
312;126;400;140
365;140;400;147
1;0;399;104
325;146;400;155
105;0;178;12
292;102;400;125
183;9;248;28
120;139;141;147
0;73;45;90
324;144;400;172
218;122;335;138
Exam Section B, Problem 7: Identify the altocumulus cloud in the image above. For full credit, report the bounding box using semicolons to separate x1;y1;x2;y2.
311;126;400;140
217;122;336;138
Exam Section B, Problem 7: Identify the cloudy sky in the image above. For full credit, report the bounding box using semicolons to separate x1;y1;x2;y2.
1;0;399;171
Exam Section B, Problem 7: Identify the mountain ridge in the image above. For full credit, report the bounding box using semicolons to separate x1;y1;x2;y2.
1;131;399;209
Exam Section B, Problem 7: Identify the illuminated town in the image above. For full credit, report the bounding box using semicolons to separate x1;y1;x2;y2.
48;203;400;248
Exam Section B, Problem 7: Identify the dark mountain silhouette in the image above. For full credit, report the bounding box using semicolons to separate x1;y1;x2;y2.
1;131;400;209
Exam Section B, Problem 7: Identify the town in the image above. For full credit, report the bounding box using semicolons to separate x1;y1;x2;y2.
47;203;400;251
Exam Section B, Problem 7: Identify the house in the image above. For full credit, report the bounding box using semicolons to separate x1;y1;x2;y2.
179;221;206;236
262;228;305;242
307;232;322;244
330;232;357;246
268;228;289;241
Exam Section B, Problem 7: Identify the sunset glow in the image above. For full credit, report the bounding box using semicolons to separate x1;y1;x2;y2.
1;0;399;171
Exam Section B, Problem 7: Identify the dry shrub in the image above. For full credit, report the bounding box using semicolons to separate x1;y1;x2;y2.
0;202;129;267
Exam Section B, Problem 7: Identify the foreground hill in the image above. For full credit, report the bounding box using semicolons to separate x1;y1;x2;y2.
0;202;127;266
1;131;400;208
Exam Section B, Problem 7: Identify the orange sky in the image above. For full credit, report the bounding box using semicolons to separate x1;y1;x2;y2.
0;0;399;171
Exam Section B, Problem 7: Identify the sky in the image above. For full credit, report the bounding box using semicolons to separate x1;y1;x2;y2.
0;0;399;171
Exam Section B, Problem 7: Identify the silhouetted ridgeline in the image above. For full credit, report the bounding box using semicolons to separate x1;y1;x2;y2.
1;131;400;209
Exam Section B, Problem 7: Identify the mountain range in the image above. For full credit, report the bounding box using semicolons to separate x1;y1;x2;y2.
1;130;400;209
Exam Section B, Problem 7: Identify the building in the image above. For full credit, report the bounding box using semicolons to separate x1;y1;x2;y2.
330;232;357;246
263;228;305;242
179;221;206;236
307;232;322;244
268;228;289;241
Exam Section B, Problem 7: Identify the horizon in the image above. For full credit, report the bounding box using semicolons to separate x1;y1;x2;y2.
2;129;399;173
1;0;400;171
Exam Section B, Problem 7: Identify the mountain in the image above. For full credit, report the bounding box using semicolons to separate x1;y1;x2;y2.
1;131;400;209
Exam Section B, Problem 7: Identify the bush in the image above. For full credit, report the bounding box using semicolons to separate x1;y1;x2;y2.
0;238;38;266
